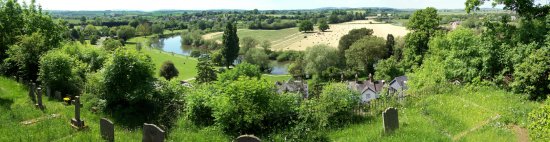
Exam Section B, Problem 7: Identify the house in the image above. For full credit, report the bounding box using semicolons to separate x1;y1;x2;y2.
389;76;408;98
276;79;309;99
348;75;385;103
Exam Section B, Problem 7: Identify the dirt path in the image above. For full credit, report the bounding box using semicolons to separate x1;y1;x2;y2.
452;114;501;141
512;125;529;142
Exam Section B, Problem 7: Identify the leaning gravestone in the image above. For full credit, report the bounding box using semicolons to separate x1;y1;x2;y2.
70;96;86;129
235;135;261;142
383;107;399;133
100;118;115;142
142;123;165;142
35;87;44;109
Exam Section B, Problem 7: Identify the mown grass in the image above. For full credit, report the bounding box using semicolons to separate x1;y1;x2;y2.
126;36;199;81
211;28;300;43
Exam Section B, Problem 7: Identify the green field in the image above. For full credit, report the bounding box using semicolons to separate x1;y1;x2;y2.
209;28;300;44
1;75;538;141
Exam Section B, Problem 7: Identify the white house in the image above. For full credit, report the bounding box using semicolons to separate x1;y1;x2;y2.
348;79;385;103
389;76;408;98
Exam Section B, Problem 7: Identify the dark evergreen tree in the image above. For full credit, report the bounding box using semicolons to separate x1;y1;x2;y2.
196;56;217;84
221;22;240;68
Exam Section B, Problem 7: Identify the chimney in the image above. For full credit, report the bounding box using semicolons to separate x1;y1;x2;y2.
368;73;373;83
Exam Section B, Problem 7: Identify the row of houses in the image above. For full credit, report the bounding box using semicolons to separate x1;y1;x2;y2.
275;75;408;103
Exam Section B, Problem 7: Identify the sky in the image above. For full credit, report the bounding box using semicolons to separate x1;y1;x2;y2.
25;0;504;11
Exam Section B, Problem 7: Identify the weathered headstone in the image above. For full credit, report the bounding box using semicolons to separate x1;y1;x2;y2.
383;107;399;133
70;96;85;129
35;87;44;109
100;118;115;142
46;86;51;97
28;82;36;102
142;123;165;142
54;91;62;100
235;135;261;142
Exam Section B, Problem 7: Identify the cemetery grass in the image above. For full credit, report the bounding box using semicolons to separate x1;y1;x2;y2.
0;76;230;141
328;86;539;142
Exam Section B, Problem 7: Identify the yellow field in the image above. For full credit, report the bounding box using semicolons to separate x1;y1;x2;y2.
203;20;409;51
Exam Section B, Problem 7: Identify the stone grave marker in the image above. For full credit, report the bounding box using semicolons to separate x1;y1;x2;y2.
46;86;51;97
383;107;399;133
54;91;62;100
235;135;261;142
100;118;115;142
35;87;44;109
29;82;36;102
142;123;165;142
70;96;86;129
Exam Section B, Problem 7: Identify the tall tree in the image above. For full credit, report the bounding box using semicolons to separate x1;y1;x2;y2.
117;26;135;42
402;7;441;69
221;22;240;68
465;0;549;18
299;20;314;32
386;34;395;58
345;36;387;74
196;56;218;84
136;23;152;36
318;19;330;32
152;23;164;36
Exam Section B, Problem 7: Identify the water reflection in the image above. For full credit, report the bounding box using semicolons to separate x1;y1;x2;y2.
151;36;193;56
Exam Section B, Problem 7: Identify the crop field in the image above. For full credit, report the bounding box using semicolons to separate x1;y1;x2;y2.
203;20;409;51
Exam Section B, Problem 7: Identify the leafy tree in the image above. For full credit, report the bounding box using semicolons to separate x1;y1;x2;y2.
196;56;218;84
407;7;441;35
374;57;404;82
83;24;98;37
338;28;374;56
69;28;81;41
345;36;387;74
136;23;152;36
299;20;314;32
90;35;99;45
260;40;272;52
221;22;240;68
117;25;135;42
39;50;83;97
317;83;361;127
152;23;164;35
240;37;258;54
288;57;305;78
304;45;341;77
6;33;53;81
511;46;550;100
243;48;270;71
402;7;441;69
386;34;395;57
465;0;549;18
218;62;261;83
159;60;179;80
528;100;550;141
318;20;330;32
102;38;123;51
80;16;87;25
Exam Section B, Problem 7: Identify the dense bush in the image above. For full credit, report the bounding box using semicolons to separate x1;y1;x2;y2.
316;83;361;127
6;33;53;81
103;38;123;51
248;20;297;30
528;100;550;141
181;31;204;46
511;46;550;100
59;42;108;72
374;57;404;82
338;28;374;56
185;84;217;126
345;36;387;74
243;48;270;71
38;50;84;97
304;45;342;77
218;62;261;83
275;50;302;62
159;60;179;80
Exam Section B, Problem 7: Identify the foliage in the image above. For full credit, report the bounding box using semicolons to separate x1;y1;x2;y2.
83;24;98;37
402;7;441;69
317;83;361;127
511;46;550;100
407;56;450;95
243;48;270;71
374;57;404;82
149;79;185;130
152;23;165;35
260;40;271;52
299;20;314;32
386;34;395;57
275;50;302;62
304;45;341;77
288;58;305;78
221;22;240;68
38;50;84;97
159;60;179;80
90;35;99;45
465;0;549;18
407;7;441;35
218;62;261;83
338;28;374;57
181;31;204;46
345;36;387;74
528;100;550;141
6;33;53;81
248;20;296;30
185;84;217;126
318;19;330;32
116;25;135;42
240;37;258;54
196;56;218;84
102;38;123;51
136;23;152;36
58;42;108;72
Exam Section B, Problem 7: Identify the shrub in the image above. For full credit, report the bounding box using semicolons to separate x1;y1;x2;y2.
190;50;202;58
196;56;218;84
90;35;99;45
6;33;53;81
38;50;84;97
218;62;261;83
185;84;217;126
528;100;550;141
159;60;179;80
317;83;361;127
243;48;270;71
149;79;185;130
103;38;123;51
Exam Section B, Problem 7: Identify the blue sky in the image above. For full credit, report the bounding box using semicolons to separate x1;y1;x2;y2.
28;0;503;11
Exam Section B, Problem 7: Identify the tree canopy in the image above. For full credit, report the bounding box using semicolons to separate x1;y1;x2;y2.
221;22;240;68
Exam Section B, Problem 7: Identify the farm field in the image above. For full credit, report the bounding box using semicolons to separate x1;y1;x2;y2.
203;20;409;51
1;76;538;142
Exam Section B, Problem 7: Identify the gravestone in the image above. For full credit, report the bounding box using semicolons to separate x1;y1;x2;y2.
46;86;51;97
29;83;36;102
54;91;62;100
235;135;261;142
70;96;85;129
100;118;115;142
35;87;44;109
142;123;165;142
382;107;399;133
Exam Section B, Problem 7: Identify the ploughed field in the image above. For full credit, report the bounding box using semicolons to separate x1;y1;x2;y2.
203;20;409;51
